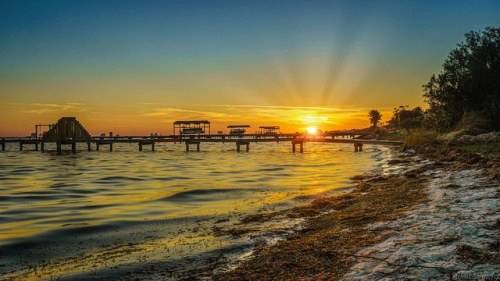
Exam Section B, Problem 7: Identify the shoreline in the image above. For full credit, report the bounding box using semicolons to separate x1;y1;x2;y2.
208;146;499;280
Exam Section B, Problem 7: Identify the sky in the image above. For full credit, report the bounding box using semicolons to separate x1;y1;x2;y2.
1;0;499;136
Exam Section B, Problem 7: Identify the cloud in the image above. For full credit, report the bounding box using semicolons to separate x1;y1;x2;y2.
142;107;227;118
22;102;89;114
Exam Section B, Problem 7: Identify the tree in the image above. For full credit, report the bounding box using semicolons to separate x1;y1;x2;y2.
368;110;382;128
389;106;424;131
423;27;500;132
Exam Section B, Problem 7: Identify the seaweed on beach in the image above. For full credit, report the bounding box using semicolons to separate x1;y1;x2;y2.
212;176;428;281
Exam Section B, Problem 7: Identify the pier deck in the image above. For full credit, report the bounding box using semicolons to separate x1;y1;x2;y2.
0;133;402;153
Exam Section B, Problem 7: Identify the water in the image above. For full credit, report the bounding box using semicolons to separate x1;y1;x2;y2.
0;142;393;280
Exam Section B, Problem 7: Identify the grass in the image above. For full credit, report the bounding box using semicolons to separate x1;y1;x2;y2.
377;129;406;141
212;176;428;281
403;129;439;149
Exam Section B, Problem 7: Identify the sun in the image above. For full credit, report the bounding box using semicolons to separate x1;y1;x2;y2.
306;127;318;135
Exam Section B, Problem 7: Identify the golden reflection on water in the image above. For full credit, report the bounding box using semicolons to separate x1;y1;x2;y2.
0;142;392;279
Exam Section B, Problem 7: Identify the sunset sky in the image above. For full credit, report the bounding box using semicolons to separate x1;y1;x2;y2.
1;0;499;136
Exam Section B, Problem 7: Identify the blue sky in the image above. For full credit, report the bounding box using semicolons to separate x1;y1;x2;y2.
1;0;499;135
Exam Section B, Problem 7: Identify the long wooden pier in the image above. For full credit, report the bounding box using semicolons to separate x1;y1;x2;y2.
0;117;402;153
0;134;402;153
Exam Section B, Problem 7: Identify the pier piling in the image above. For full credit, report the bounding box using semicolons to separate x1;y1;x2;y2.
96;141;112;152
138;141;155;151
236;141;250;152
292;139;304;153
354;143;363;152
185;141;200;152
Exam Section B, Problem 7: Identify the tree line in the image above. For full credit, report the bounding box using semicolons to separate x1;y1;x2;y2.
369;27;499;133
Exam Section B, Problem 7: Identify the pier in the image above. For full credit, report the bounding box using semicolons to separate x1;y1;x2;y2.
0;117;403;153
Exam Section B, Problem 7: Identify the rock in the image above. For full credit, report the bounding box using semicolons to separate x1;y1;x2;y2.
404;172;417;178
462;153;483;164
475;132;497;142
488;164;500;180
388;159;410;165
460;224;478;236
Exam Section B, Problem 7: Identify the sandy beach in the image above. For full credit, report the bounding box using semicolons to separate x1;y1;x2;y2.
209;147;499;280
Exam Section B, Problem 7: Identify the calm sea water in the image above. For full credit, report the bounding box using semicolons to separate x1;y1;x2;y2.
0;142;393;280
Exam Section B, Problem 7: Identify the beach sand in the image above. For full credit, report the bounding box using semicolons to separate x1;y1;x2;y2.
209;148;499;280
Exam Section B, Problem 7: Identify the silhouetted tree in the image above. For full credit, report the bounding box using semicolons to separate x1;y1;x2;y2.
389;106;424;131
368;110;382;128
423;27;500;132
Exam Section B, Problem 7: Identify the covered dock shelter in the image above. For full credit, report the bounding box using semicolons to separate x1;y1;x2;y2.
227;125;250;135
259;126;280;135
173;120;210;136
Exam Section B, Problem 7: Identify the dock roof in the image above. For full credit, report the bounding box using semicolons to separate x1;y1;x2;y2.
227;125;251;128
259;126;280;129
174;120;210;125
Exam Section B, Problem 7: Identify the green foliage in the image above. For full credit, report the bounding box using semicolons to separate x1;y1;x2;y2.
456;142;500;154
389;106;425;131
368;109;382;128
378;130;405;141
423;27;500;132
403;129;439;149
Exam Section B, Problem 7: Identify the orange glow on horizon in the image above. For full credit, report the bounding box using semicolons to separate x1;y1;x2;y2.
0;102;397;136
306;127;318;135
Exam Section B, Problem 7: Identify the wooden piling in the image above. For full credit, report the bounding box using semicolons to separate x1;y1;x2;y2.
71;142;76;153
19;142;23;151
35;143;38;151
292;138;304;153
354;143;363;152
87;142;91;151
236;141;249;152
185;141;200;152
56;142;62;152
41;142;44;152
139;143;143;151
2;141;5;151
96;143;100;151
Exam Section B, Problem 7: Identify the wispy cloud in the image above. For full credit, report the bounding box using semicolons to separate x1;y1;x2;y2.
22;102;89;114
192;104;364;113
142;107;227;118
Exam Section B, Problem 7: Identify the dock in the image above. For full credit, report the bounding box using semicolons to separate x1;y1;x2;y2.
0;117;403;153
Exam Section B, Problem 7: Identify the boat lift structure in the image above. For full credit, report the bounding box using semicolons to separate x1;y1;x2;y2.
173;120;210;136
227;125;250;135
259;126;280;135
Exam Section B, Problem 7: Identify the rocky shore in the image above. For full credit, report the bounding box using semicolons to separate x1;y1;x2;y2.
210;146;499;280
